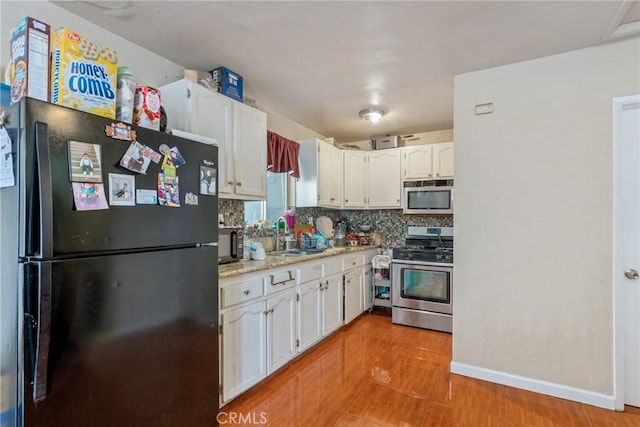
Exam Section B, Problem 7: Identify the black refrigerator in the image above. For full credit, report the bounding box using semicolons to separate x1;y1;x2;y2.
1;98;219;426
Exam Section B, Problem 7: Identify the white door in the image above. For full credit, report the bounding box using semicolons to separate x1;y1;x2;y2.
432;142;455;178
343;151;367;208
221;300;267;402
266;289;297;374
367;150;402;208
614;94;640;409
344;269;363;324
297;281;322;352
322;274;344;336
233;102;267;198
402;145;433;180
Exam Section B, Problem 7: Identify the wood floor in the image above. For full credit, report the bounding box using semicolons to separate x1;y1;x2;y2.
222;310;640;426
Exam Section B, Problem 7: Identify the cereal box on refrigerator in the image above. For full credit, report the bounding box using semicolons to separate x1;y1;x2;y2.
9;17;51;104
50;28;117;119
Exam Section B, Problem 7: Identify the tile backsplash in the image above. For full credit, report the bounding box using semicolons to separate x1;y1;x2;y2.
217;200;453;247
218;199;245;226
295;208;453;247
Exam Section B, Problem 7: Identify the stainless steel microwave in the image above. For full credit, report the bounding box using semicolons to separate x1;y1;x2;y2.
219;226;244;264
403;181;454;214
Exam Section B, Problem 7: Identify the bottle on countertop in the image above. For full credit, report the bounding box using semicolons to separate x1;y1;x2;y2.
243;222;251;260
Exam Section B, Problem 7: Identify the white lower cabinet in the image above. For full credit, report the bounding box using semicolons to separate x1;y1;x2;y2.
266;289;297;373
322;273;344;335
344;268;364;324
221;299;267;403
220;250;377;404
297;281;323;352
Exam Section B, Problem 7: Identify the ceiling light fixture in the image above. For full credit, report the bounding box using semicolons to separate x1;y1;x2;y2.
359;108;384;124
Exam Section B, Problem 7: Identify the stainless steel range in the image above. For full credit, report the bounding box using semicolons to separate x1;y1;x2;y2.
391;226;453;332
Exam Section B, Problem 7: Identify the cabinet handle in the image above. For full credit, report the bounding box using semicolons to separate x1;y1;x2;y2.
436;173;440;177
227;181;234;185
236;182;242;187
330;197;335;201
243;290;250;295
270;308;274;314
264;310;269;315
352;262;356;266
345;199;348;203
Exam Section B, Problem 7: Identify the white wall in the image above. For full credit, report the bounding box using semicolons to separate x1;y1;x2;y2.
452;37;640;402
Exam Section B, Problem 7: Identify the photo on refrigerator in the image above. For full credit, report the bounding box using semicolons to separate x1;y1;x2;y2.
68;140;102;183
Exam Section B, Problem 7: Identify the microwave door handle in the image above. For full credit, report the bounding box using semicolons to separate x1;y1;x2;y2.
230;231;238;258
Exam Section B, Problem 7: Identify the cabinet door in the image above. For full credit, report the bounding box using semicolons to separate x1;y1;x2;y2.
367;150;402;208
329;145;342;207
343;151;367;209
297;281;323;352
266;289;297;374
402;145;433;180
363;267;372;312
432;142;454;179
191;87;235;195
221;300;267;402
344;269;363;324
322;274;343;336
317;141;333;207
234;102;267;198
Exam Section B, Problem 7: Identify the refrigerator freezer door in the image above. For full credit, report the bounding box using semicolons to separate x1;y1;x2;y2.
23;245;218;426
16;99;219;258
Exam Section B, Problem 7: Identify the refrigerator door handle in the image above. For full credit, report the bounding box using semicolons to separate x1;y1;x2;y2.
33;262;52;402
35;122;54;258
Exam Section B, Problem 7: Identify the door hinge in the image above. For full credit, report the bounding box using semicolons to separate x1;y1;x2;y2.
296;339;300;347
296;293;300;302
219;384;223;395
219;323;223;335
187;88;191;98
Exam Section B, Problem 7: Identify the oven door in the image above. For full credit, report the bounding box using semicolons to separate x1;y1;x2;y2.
391;261;453;314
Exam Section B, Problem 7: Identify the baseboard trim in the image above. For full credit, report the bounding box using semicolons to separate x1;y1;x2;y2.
450;361;616;410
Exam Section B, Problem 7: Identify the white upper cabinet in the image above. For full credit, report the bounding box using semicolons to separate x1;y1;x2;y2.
233;102;267;198
342;150;367;209
158;79;267;200
432;142;455;179
367;149;402;208
401;145;433;180
401;142;454;181
296;139;342;208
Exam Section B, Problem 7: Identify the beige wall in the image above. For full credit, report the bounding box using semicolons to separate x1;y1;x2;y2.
452;37;640;395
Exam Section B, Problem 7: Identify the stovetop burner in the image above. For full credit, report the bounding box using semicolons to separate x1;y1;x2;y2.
392;226;454;264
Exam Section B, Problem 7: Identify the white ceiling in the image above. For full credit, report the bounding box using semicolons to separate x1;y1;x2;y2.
52;1;639;143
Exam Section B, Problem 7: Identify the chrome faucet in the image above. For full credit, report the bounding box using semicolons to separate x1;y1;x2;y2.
275;217;289;251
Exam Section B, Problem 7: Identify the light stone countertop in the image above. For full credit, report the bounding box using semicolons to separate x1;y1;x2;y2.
219;246;380;279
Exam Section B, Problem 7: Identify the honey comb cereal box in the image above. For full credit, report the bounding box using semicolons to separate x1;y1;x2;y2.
9;17;51;104
50;28;117;119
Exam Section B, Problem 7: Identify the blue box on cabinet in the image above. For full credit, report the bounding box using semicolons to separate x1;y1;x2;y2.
210;67;243;102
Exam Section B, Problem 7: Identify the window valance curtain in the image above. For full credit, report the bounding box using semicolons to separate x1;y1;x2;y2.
267;131;300;178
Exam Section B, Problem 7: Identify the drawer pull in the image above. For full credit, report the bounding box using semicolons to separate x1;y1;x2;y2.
268;270;294;286
243;290;250;295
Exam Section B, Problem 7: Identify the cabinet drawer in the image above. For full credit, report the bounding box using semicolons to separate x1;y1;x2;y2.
264;269;296;294
221;278;264;309
343;254;364;271
323;259;342;277
297;264;323;284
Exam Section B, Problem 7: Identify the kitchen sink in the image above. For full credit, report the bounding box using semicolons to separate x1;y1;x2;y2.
277;250;312;257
